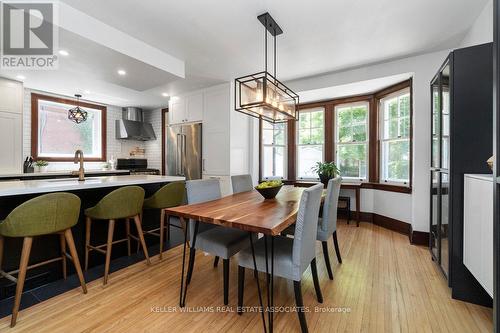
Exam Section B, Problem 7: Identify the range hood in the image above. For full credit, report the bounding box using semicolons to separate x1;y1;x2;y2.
115;107;156;141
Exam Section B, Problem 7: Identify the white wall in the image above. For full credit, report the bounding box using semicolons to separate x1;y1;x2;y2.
284;49;451;231
460;0;493;47
143;108;163;171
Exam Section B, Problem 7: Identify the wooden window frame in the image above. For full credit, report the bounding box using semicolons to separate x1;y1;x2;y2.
258;79;413;194
31;93;107;162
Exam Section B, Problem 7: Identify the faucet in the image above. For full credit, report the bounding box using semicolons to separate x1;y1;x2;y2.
72;150;85;181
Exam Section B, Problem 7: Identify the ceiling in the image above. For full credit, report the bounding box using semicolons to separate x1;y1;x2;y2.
1;0;489;108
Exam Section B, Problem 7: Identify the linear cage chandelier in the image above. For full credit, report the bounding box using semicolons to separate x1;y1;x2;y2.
235;12;299;123
68;94;88;124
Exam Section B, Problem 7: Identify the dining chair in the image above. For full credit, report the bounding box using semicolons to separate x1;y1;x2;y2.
185;179;251;305
231;174;253;194
283;177;343;280
237;183;324;333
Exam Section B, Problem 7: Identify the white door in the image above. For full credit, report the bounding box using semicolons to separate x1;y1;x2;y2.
0;112;22;174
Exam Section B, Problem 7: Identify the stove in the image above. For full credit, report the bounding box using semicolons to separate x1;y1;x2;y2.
116;158;160;175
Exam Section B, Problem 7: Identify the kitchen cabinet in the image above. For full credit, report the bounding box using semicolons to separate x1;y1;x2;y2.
0;78;23;174
168;92;203;125
463;174;493;297
429;43;493;307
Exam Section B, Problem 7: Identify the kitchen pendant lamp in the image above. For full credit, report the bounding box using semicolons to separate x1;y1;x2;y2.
68;94;88;124
235;12;299;123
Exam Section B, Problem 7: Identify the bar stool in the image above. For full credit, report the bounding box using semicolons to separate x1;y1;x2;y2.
0;193;87;327
84;186;150;285
142;181;185;260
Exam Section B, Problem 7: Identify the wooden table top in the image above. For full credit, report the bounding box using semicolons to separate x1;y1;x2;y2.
164;186;312;236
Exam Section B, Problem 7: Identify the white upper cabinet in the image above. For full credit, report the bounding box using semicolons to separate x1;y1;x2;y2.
168;92;203;125
0;78;23;174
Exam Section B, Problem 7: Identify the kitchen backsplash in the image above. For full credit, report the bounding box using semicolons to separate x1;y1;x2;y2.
23;89;162;172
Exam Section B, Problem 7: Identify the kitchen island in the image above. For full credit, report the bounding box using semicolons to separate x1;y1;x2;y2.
0;175;185;304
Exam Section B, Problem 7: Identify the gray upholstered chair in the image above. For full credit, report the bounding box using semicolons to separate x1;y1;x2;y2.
237;183;324;333
185;179;250;305
231;174;253;194
283;177;342;280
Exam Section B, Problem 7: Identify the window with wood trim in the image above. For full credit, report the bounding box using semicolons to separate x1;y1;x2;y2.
296;107;324;180
335;102;369;181
261;121;287;179
379;88;411;184
258;79;413;193
31;93;107;162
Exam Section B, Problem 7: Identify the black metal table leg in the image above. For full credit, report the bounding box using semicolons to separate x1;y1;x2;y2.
179;219;199;307
270;236;274;331
263;235;275;333
249;232;267;333
179;217;188;307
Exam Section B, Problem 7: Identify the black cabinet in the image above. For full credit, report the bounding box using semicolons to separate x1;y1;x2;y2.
430;43;493;307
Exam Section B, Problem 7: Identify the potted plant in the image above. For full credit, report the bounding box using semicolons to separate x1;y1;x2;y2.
34;160;49;173
311;161;340;186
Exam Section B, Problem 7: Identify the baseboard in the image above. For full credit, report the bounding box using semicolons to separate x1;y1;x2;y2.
341;210;428;246
409;227;430;246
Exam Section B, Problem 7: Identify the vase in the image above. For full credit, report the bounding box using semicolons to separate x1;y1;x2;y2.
319;174;332;187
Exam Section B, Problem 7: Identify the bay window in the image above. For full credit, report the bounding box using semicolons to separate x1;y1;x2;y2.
296;107;324;180
261;121;287;179
379;88;411;184
335;102;369;180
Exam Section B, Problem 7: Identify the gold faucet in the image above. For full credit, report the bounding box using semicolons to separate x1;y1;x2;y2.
72;150;85;181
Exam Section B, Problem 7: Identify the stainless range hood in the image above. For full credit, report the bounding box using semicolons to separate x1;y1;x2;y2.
115;107;156;141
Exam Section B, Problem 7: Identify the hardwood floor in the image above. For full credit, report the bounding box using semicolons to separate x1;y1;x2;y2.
0;221;492;332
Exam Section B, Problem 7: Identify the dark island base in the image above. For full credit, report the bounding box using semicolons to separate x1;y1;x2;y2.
0;183;183;306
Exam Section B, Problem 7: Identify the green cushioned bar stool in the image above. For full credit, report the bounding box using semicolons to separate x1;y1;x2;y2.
0;193;87;327
142;181;185;260
84;186;151;285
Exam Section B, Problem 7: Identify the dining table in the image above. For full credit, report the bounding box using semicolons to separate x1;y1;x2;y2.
164;185;317;333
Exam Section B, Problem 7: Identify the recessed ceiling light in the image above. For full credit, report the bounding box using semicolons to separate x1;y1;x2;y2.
117;69;126;76
16;75;25;80
58;50;69;56
162;92;169;97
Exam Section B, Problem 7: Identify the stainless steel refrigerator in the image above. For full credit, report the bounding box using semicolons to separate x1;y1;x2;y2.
165;123;202;180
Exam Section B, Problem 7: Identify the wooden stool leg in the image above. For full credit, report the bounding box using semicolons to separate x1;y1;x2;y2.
85;217;91;271
64;229;87;294
60;233;67;279
103;219;115;285
11;237;32;327
125;218;131;257
134;215;151;265
0;235;5;271
159;209;165;260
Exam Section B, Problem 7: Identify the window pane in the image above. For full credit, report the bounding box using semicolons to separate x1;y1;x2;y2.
337;108;352;127
338;126;352;143
298;129;310;144
352;106;367;122
352;125;366;141
399;117;410;138
262;129;274;145
310;128;324;144
38;100;102;158
274;124;286;145
310;111;324;128
299;112;310;129
274;146;286;178
382;140;409;182
263;146;274;178
297;145;322;179
399;94;410;117
337;144;367;179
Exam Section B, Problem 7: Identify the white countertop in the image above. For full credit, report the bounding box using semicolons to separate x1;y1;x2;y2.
464;174;493;182
0;169;129;179
0;175;185;197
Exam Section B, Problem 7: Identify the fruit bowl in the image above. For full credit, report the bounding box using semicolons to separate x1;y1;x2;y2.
255;181;283;199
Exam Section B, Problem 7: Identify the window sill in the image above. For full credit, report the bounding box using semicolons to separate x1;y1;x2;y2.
293;180;412;194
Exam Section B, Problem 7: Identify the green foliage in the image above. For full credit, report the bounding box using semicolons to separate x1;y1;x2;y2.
34;160;49;167
311;161;340;178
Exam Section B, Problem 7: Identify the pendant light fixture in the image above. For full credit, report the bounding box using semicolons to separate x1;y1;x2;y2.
68;94;88;124
235;12;299;123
